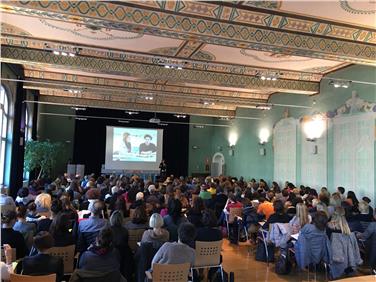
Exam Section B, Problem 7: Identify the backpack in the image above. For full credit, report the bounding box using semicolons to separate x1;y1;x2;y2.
275;253;292;275
255;241;275;262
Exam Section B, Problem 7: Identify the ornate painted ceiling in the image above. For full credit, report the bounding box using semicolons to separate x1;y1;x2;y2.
0;1;375;117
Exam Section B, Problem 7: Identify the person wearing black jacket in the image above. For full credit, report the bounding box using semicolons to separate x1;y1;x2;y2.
21;231;64;282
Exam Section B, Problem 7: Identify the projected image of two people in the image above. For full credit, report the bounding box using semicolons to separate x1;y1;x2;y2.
113;128;157;162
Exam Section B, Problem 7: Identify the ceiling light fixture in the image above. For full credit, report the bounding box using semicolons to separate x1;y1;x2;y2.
174;114;187;118
75;117;87;121
256;71;280;81
193;125;205;129
256;104;272;110
145;96;154;101
219;117;230;121
71;106;86;111
202;101;215;106
65;89;82;94
329;80;351;89
126;111;139;115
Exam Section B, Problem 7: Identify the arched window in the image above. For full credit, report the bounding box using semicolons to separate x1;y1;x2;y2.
0;85;10;185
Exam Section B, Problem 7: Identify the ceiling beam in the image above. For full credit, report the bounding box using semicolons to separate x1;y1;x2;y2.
1;46;319;94
1;1;374;64
23;69;269;100
37;95;236;118
1;34;324;82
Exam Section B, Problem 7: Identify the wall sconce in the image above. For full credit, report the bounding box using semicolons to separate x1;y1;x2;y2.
228;145;235;156
192;145;199;150
302;114;326;154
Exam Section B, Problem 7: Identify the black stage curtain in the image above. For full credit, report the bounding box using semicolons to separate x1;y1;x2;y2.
73;108;189;177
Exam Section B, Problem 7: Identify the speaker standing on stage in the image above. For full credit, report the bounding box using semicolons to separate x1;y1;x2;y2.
159;159;167;179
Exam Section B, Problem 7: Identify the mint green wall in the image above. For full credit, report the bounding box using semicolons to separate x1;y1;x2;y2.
37;105;75;177
188;116;214;174
188;65;376;195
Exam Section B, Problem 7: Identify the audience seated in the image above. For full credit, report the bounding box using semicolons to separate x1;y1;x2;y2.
77;200;108;252
109;210;133;281
1;210;27;259
0;173;374;281
20;231;64;282
124;205;149;230
78;227;120;273
13;206;36;250
196;209;222;242
163;199;187;241
151;222;196;268
141;213;169;248
187;197;205;228
49;212;75;247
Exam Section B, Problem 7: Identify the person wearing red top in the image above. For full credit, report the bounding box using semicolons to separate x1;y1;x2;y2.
225;194;242;212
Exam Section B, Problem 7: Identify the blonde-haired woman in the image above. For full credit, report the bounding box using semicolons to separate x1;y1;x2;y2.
327;207;351;238
289;203;311;234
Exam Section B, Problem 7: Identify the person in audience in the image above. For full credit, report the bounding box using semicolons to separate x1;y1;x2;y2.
362;197;374;217
346;191;359;212
1;210;27;259
20;231;64;282
125;205;149;230
34;192;52;218
337;187;346;201
0;188;16;214
49;212;75;246
141;213;169;247
13;206;36;250
289;202;311;234
327;207;351;239
163;199;187;241
78;227;120;273
199;184;212;200
77;200;108;252
26;202;40;222
187;196;205;228
264;200;290;228
109;210;133;281
151;222;196;267
196;209;222;242
15;187;35;206
257;197;274;220
37;199;62;233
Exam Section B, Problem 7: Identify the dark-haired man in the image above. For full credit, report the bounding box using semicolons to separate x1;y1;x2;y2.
21;231;64;281
139;134;157;155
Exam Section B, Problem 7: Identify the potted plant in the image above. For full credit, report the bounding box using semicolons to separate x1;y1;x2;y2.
24;140;64;180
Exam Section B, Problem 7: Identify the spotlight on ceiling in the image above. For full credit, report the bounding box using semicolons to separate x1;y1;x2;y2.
159;123;168;126
329;80;351;89
75;117;87;121
174;114;187;118
256;71;280;81
219;117;230;121
126;111;139;115
256;104;272;110
145;96;154;101
193;125;205;129
65;88;83;94
202;100;215;106
71;106;86;111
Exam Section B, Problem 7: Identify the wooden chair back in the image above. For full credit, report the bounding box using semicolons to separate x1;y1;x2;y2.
1;248;16;263
128;229;146;252
10;273;56;282
47;244;75;273
194;240;222;267
229;207;242;223
151;263;190;282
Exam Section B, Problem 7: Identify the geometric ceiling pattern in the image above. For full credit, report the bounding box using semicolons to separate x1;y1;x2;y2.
1;1;375;117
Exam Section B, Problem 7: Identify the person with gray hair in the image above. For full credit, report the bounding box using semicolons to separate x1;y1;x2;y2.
77;200;108;252
141;213;169;247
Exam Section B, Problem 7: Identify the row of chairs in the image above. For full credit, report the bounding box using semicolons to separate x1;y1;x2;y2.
146;240;224;282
